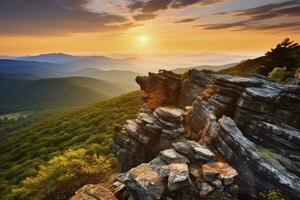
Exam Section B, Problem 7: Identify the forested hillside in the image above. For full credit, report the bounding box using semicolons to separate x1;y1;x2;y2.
0;76;136;114
0;91;143;199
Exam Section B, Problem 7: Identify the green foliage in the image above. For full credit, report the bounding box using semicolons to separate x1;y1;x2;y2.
13;149;111;200
0;91;143;199
268;67;290;83
259;191;287;200
0;76;137;114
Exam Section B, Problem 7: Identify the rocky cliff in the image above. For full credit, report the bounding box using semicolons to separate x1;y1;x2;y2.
73;69;300;200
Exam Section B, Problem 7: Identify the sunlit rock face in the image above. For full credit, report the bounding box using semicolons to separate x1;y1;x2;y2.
71;184;117;200
74;69;300;200
135;69;213;109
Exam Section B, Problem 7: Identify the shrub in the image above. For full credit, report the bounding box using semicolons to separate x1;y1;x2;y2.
13;149;111;200
268;67;290;83
259;190;287;200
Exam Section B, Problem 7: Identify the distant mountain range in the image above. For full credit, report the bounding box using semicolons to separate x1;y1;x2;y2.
0;52;249;114
172;63;239;74
11;52;250;72
15;53;153;72
0;76;134;114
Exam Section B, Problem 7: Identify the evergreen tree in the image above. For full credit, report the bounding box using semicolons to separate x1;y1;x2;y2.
264;38;300;74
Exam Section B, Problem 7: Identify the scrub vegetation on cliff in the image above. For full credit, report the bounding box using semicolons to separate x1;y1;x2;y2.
0;91;143;199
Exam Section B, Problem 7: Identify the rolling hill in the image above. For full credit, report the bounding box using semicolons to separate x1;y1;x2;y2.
0;91;143;199
73;68;141;85
0;76;137;114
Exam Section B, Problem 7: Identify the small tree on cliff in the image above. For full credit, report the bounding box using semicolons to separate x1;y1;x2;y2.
264;38;300;74
13;149;111;200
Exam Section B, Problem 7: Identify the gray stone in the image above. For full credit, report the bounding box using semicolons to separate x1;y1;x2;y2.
126;164;165;200
167;163;190;191
160;149;190;164
172;142;193;155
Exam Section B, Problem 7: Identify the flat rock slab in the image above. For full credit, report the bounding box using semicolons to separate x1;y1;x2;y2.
245;86;282;101
202;162;238;184
188;141;215;161
126;164;164;199
155;107;184;121
160;149;190;164
173;141;215;161
71;184;117;200
138;112;156;124
213;75;262;87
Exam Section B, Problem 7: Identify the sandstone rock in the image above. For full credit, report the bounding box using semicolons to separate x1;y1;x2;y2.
125;164;164;200
136;70;181;109
161;163;190;191
138;112;156;124
110;181;126;198
154;107;184;122
71;184;117;200
202;162;237;184
178;69;213;107
159;149;189;164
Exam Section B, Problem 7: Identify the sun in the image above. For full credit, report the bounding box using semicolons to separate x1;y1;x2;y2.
139;36;148;44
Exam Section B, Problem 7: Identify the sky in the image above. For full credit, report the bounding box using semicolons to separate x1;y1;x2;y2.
0;0;299;56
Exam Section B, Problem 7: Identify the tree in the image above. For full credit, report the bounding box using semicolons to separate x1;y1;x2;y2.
13;149;111;200
264;38;300;74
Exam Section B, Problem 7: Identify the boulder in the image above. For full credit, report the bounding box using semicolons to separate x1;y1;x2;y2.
161;163;190;191
71;184;117;200
202;162;237;184
125;164;165;200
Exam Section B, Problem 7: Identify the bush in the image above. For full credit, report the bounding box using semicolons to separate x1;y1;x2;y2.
268;67;290;83
13;149;111;200
259;190;287;200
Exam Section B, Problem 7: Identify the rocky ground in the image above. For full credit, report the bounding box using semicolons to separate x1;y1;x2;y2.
72;69;300;200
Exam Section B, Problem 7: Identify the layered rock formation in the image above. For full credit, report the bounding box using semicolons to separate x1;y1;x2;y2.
73;69;300;200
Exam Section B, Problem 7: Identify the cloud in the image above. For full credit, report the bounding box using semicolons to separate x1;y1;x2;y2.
233;0;300;21
174;17;198;23
199;21;300;32
128;0;220;13
0;0;131;35
133;13;157;21
199;0;300;31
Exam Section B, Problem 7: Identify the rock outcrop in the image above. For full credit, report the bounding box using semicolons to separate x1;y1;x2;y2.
71;184;117;200
136;69;213;109
73;69;300;200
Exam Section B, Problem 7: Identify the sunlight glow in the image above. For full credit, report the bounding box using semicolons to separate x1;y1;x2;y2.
139;36;148;44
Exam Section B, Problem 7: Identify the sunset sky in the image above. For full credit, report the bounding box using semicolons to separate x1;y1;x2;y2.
0;0;300;56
